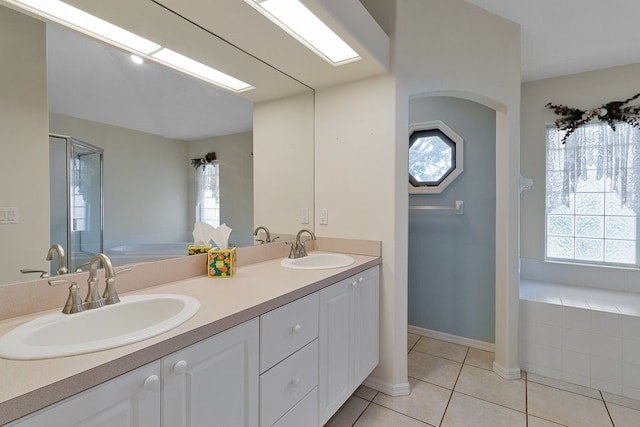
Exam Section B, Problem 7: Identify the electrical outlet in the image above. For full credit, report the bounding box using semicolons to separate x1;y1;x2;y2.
301;207;309;224
319;208;328;225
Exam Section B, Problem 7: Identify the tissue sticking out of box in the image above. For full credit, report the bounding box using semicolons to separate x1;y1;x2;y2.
192;222;215;247
211;223;232;250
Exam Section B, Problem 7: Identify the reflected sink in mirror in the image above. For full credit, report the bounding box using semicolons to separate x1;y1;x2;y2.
280;253;355;270
0;294;200;360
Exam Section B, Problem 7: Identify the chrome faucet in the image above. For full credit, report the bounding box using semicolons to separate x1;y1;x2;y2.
49;253;129;314
288;229;316;259
46;244;68;275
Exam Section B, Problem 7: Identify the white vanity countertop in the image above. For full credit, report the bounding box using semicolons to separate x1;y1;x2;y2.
0;252;380;424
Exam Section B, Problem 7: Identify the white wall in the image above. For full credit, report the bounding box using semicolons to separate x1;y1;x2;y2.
253;92;314;235
188;132;254;246
521;63;640;292
50;114;191;250
0;6;49;284
314;0;522;391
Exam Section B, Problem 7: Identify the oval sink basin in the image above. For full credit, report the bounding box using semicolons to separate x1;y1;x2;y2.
281;253;355;270
0;294;200;360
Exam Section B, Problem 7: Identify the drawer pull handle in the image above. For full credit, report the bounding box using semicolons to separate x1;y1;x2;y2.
291;377;301;388
144;375;160;391
173;360;188;375
292;324;302;334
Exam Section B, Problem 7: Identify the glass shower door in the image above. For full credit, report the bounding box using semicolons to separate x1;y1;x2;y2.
49;135;103;273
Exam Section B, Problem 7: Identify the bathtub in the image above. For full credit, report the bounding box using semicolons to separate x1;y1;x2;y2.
106;243;192;266
519;280;640;399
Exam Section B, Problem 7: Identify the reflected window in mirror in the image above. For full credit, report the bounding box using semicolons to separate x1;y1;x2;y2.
196;162;220;227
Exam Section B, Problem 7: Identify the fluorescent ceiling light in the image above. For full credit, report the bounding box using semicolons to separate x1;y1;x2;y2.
245;0;360;65
8;0;255;93
10;0;160;54
152;48;254;92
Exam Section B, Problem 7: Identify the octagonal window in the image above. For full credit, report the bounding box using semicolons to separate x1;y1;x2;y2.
409;129;455;186
408;121;463;194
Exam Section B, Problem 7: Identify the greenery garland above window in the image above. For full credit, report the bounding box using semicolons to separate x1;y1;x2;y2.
190;152;217;169
546;92;640;143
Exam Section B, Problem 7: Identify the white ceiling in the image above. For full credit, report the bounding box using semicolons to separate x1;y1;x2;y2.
464;0;640;82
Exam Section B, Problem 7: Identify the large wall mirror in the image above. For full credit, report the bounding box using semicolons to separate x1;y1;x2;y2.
0;0;314;286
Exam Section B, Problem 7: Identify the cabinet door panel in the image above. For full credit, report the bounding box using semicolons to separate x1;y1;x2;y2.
354;267;380;386
162;318;259;427
11;362;161;427
318;278;353;426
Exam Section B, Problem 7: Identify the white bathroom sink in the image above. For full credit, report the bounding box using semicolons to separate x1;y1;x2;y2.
0;294;200;360
281;253;355;270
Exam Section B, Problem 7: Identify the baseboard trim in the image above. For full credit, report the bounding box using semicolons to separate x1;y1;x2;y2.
493;361;522;380
363;376;410;397
408;325;495;352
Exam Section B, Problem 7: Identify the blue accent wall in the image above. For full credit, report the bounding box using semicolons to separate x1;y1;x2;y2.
408;96;496;343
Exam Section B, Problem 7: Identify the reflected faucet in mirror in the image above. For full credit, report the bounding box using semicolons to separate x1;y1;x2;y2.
49;253;130;314
253;226;280;244
20;244;69;278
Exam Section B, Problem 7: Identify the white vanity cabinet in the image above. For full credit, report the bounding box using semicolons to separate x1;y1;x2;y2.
259;292;319;427
162;318;259;427
318;266;379;426
9;362;161;427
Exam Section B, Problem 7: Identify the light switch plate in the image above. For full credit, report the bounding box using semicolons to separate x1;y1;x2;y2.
319;208;328;225
0;207;18;224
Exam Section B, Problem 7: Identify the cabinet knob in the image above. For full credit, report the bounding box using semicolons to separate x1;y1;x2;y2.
143;375;160;391
292;324;302;334
351;280;357;287
291;377;301;388
173;360;188;375
358;276;364;282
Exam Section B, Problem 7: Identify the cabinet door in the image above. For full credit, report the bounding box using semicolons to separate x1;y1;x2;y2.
162;318;259;427
11;362;161;427
318;277;353;426
353;266;380;386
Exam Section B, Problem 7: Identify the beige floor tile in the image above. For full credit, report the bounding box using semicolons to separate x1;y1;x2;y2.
373;377;451;426
527;382;613;426
607;402;640;427
465;347;494;370
602;391;640;411
408;350;462;389
526;372;601;399
354;385;377;401
527;415;567;426
324;395;369;427
440;392;526;427
354;403;430;427
408;332;420;351
413;337;468;362
454;364;526;412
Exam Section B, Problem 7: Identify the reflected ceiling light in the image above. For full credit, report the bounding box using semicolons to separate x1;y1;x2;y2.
8;0;160;54
130;54;144;65
244;0;360;66
152;48;254;92
7;0;255;93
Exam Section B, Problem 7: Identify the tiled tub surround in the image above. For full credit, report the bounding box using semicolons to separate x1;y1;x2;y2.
520;280;640;399
0;238;381;425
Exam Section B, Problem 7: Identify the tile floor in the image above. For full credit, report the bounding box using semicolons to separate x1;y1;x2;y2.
324;333;640;426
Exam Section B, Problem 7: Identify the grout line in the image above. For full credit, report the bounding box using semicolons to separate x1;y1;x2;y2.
350;400;372;427
525;371;528;427
600;391;616;427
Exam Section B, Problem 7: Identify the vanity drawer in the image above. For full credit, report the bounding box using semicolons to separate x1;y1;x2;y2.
260;340;318;427
260;292;318;372
272;387;318;427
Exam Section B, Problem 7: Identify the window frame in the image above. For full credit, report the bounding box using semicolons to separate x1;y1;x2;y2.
408;120;464;194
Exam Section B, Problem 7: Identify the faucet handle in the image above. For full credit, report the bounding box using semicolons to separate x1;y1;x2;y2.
48;279;85;314
74;261;92;273
102;267;130;305
20;269;50;278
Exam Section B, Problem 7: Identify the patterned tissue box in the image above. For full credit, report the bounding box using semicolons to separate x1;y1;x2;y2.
207;247;236;278
188;245;211;255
